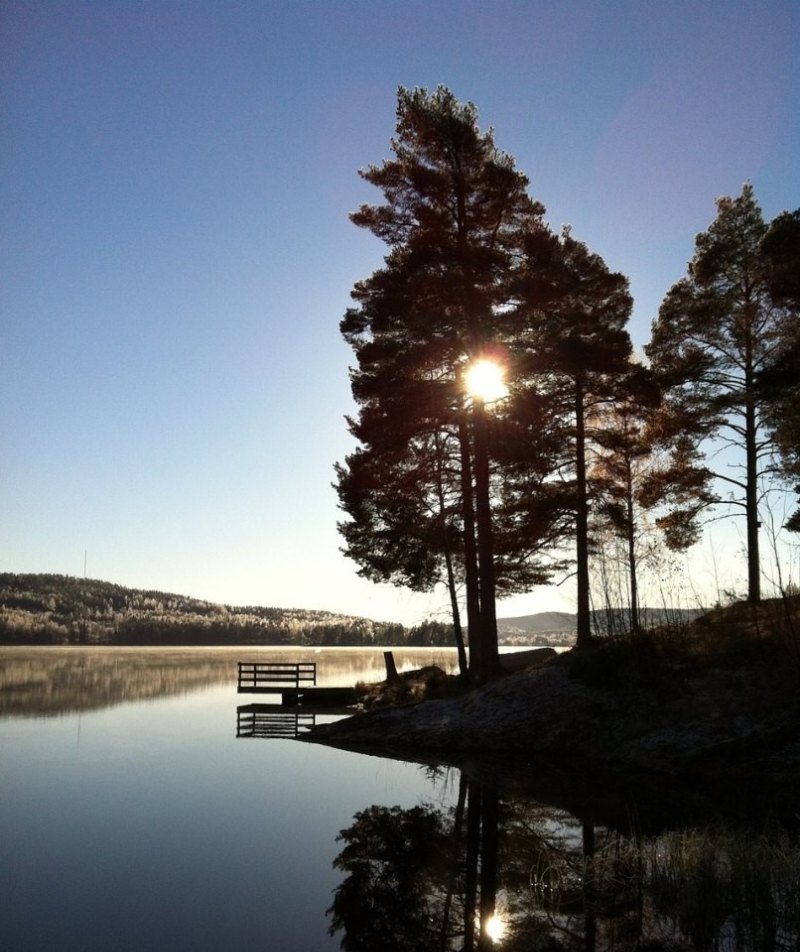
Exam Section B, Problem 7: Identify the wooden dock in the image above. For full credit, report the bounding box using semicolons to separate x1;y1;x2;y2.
236;661;358;707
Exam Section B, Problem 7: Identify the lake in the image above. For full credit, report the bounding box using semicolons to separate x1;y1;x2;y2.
1;647;798;951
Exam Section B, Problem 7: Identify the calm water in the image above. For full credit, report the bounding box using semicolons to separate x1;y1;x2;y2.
1;647;798;951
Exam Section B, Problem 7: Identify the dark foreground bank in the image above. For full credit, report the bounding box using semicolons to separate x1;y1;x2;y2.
303;598;800;783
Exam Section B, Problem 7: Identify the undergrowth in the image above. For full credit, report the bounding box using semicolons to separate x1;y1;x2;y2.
563;595;800;694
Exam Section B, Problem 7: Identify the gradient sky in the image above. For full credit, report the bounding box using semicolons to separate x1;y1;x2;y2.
2;0;798;624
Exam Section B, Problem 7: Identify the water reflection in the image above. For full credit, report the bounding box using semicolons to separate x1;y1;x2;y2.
237;704;319;738
4;649;799;950
0;647;236;716
0;646;460;717
328;762;800;951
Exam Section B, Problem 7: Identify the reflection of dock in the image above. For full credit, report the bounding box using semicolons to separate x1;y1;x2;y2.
236;661;358;707
236;702;356;738
237;704;318;738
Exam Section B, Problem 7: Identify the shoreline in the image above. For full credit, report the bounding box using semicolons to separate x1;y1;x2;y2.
303;641;800;784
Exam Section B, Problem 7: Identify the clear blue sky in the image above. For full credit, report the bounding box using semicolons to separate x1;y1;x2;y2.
2;1;798;624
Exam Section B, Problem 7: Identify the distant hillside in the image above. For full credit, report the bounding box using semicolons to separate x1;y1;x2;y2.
0;573;703;648
497;607;704;645
0;574;411;647
498;612;576;642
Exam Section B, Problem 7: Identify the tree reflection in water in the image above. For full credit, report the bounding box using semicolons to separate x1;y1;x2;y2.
329;768;800;951
328;775;501;951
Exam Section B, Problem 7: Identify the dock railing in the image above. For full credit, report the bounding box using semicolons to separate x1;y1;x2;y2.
237;661;317;693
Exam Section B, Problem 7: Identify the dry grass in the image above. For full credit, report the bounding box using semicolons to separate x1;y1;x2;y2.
563;594;800;695
356;665;466;709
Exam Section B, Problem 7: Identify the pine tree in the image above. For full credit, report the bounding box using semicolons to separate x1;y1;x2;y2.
591;365;660;633
337;87;549;678
646;185;795;602
759;208;800;531
339;87;642;659
510;227;636;646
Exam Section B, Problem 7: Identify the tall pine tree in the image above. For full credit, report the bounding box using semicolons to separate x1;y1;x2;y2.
646;185;795;602
759;208;800;531
510;227;636;646
337;87;549;678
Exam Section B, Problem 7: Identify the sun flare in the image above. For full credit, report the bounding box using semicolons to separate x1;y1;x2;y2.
484;913;507;942
464;358;508;404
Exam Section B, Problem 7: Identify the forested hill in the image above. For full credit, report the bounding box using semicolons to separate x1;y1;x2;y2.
0;574;415;647
498;607;704;643
0;573;700;647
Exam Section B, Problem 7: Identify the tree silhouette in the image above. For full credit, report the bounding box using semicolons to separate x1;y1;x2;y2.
510;227;637;646
339;87;646;660
337;86;551;675
647;185;796;603
591;364;661;633
759;208;800;531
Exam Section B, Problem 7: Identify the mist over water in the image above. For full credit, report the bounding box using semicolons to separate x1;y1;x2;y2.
0;646;461;716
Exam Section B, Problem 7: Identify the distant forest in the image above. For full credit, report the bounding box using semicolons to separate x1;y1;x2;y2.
0;575;704;648
0;574;451;647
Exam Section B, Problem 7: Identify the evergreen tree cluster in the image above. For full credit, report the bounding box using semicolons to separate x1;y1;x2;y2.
336;87;799;673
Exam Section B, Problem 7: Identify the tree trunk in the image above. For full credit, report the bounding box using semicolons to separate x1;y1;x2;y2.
435;428;468;676
444;545;468;677
625;457;640;632
575;380;592;646
383;651;399;682
472;399;500;677
459;418;482;674
744;357;761;603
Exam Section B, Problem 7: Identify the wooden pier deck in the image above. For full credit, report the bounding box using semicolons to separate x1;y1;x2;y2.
236;661;358;707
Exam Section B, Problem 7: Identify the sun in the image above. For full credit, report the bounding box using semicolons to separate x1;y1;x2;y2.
464;358;508;404
484;913;507;942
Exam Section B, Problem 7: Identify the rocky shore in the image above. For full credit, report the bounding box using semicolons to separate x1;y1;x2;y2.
304;599;800;782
